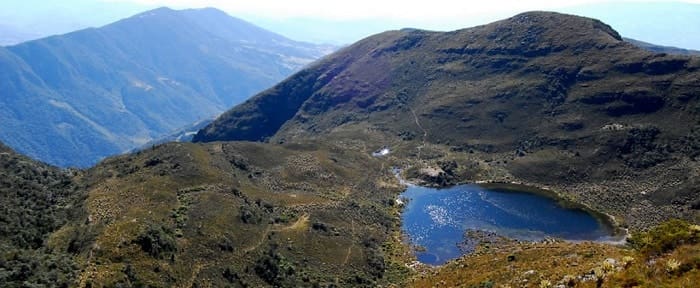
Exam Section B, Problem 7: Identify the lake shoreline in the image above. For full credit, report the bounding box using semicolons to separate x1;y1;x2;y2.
395;168;630;266
395;167;628;240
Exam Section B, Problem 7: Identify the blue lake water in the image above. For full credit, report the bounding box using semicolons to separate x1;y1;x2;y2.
400;184;616;265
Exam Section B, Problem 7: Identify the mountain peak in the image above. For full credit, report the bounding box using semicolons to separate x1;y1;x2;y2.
131;6;177;18
0;6;333;167
507;11;622;41
181;7;229;16
454;11;624;55
195;11;697;146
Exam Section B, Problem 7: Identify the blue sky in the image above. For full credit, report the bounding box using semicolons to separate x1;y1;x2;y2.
1;0;699;49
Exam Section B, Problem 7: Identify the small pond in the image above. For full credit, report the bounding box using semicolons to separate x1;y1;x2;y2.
401;184;619;265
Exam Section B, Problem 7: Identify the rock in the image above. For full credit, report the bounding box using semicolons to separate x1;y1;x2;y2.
416;166;453;186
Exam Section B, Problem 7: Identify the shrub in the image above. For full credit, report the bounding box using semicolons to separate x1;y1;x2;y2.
254;248;296;286
133;224;177;259
627;219;699;256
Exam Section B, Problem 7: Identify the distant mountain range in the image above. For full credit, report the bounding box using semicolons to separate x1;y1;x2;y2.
0;24;41;45
625;37;700;56
0;7;334;167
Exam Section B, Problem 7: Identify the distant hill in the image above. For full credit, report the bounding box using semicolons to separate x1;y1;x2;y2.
625;37;700;56
196;11;700;229
0;7;333;167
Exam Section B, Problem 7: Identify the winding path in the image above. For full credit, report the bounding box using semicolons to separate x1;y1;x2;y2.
409;107;428;160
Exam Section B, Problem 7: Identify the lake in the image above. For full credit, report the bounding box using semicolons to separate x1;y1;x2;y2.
400;183;618;265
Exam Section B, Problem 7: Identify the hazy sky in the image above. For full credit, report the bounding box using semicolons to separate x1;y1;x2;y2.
1;0;700;49
100;0;700;20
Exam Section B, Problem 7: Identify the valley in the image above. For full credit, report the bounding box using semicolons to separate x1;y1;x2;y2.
1;9;699;288
0;7;333;167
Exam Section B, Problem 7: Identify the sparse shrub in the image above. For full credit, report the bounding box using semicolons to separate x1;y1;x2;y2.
473;280;494;288
122;263;144;288
254;247;296;286
366;248;386;278
601;259;615;273
218;237;234;252
222;267;240;283
561;275;577;287
133;224;177;259
627;219;699;256
67;225;98;254
665;258;681;274
593;267;606;287
143;157;162;167
538;279;551;288
621;256;635;268
240;205;263;224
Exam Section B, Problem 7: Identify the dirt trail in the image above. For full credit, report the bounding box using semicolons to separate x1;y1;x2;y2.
181;262;206;288
409;107;428;160
343;219;356;265
243;213;311;254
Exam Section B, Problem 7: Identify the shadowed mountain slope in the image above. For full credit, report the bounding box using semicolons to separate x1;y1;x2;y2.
0;7;332;167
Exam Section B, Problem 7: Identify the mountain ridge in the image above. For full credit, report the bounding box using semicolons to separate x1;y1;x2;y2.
194;11;636;143
195;11;700;230
1;11;699;287
0;7;332;167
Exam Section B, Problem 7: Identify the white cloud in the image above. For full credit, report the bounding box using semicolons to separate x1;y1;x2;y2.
102;0;700;21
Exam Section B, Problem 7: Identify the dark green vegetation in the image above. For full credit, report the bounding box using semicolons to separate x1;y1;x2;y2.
0;143;85;287
197;11;700;230
0;7;332;167
2;11;700;287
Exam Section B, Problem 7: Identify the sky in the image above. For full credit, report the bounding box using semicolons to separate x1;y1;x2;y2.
1;0;699;49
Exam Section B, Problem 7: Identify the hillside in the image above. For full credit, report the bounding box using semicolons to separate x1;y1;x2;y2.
196;11;700;229
2;11;699;287
0;7;332;167
0;142;85;286
59;141;407;287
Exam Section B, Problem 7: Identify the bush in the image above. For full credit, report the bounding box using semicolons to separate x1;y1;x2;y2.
254;248;296;286
133;224;177;259
627;219;699;256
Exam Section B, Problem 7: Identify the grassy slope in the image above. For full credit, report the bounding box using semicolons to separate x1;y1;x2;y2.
50;141;409;287
196;11;700;229
412;220;700;288
4;137;698;287
5;11;700;287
